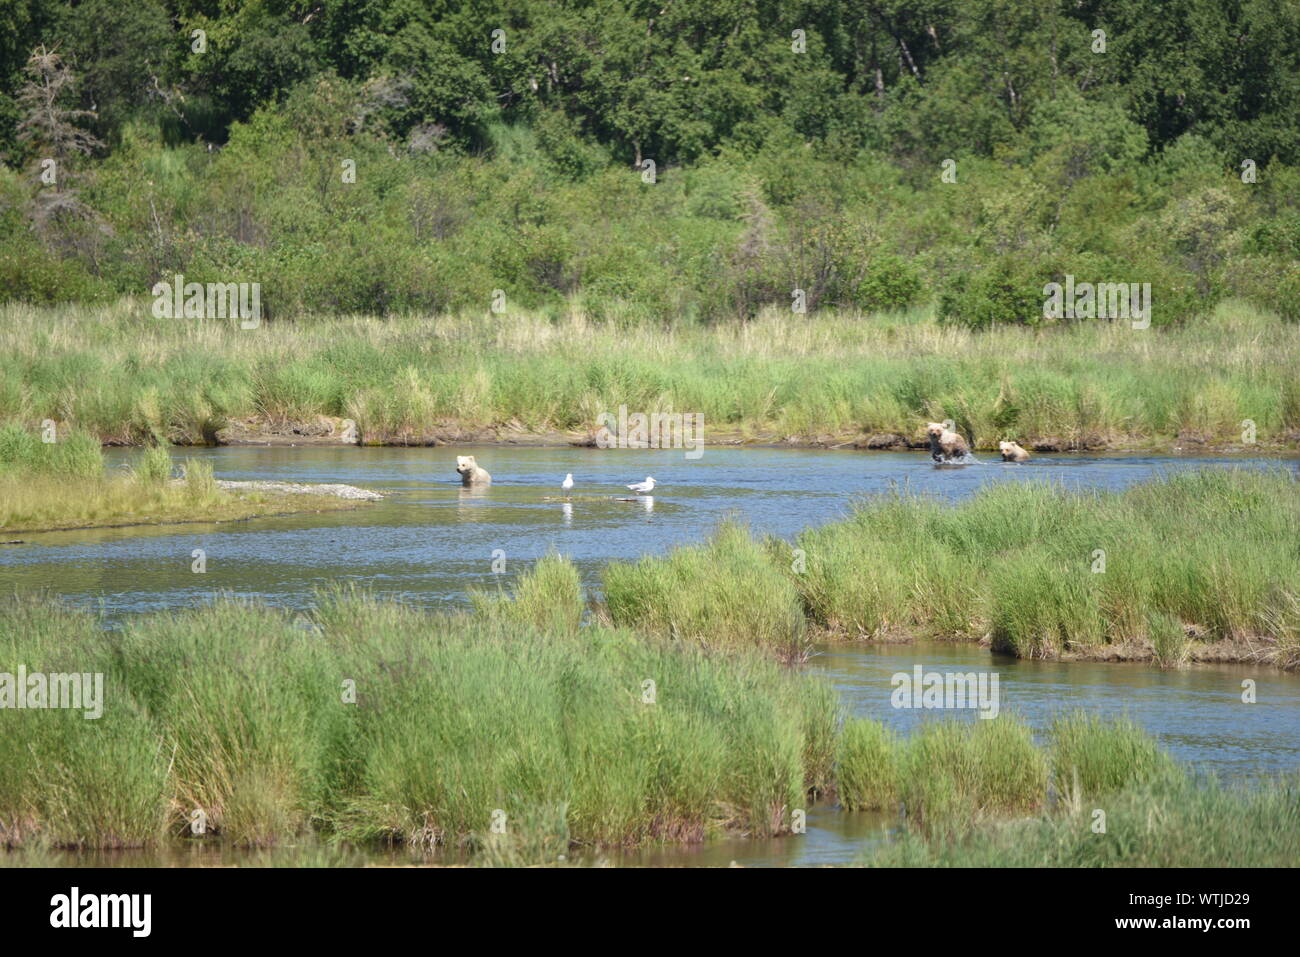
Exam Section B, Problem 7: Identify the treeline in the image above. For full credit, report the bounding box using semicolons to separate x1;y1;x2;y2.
1;0;1297;323
5;0;1298;165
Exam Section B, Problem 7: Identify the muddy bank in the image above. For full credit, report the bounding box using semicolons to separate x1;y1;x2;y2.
213;415;360;446
805;625;1294;670
159;416;1300;454
2;498;374;535
138;414;1300;454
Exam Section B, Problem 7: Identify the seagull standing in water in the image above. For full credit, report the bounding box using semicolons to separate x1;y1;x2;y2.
561;473;574;495
626;476;656;494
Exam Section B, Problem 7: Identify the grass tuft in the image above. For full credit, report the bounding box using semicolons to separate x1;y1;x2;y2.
1049;712;1182;800
470;550;584;634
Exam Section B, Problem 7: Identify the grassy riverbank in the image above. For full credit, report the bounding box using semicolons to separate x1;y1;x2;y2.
835;712;1298;868
0;595;838;850
858;772;1300;867
0;592;1256;862
837;713;1177;825
597;468;1300;668
0;425;373;533
2;299;1299;451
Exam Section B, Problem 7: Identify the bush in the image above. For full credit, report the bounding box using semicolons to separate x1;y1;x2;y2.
852;254;923;312
1229;253;1300;322
0;238;113;306
939;255;1056;328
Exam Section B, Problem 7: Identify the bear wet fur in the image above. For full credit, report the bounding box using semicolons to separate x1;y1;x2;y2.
999;440;1031;462
456;455;492;486
926;422;970;462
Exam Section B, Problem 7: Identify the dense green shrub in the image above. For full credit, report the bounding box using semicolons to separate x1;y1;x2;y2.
0;237;113;305
939;255;1057;328
0;2;1294;324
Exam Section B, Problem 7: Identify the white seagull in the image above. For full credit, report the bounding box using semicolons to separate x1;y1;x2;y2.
626;476;656;494
561;473;574;493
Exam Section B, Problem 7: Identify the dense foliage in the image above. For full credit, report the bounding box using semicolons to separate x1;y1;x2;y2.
1;0;1297;323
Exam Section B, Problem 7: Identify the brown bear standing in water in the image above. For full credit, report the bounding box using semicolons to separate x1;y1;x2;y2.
926;422;970;462
999;440;1031;462
456;455;492;486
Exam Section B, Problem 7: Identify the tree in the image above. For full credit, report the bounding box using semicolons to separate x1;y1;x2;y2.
15;44;103;232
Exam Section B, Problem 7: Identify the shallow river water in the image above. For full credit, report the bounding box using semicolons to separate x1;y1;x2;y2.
3;445;1297;867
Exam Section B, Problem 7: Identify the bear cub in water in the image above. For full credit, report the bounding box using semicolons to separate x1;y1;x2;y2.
999;440;1031;462
456;455;492;486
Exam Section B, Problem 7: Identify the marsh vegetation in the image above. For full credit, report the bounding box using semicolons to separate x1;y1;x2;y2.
4;591;1271;864
598;469;1300;668
0;423;372;532
3;300;1298;451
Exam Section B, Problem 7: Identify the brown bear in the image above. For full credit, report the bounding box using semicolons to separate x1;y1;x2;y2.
456;455;492;486
999;440;1030;462
926;422;970;462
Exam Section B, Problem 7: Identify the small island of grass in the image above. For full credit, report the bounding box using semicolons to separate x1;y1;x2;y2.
0;425;380;535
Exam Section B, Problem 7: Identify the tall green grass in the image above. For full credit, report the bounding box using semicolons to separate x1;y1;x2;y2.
0;591;1254;864
0;425;362;532
3;299;1298;448
130;443;173;487
0;422;103;479
470;550;584;634
0;594;837;850
899;717;1049;832
605;469;1300;667
836;718;900;811
860;773;1300;867
838;711;1176;835
1050;713;1182;800
602;520;807;659
0;601;170;848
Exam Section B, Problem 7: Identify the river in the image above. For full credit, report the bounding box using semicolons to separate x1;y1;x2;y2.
3;445;1297;866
